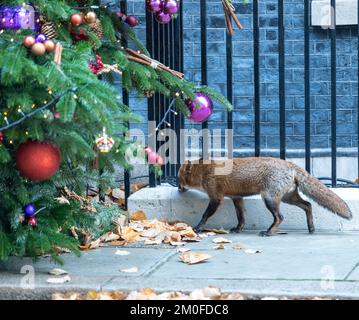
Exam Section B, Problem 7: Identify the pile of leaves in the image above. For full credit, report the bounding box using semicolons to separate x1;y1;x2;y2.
79;210;202;250
52;287;245;300
52;288;334;300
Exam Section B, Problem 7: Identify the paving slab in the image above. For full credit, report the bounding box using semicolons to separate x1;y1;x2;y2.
1;247;174;277
152;232;359;281
1;233;359;299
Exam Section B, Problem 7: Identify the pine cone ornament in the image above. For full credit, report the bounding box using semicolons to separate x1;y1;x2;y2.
88;19;104;39
144;90;154;98
41;21;57;40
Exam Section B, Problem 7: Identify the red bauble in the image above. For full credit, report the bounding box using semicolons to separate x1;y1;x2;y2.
0;132;4;144
16;140;61;181
70;13;83;26
27;216;38;227
125;15;138;27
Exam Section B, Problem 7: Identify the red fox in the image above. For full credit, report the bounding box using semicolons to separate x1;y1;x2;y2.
178;157;352;236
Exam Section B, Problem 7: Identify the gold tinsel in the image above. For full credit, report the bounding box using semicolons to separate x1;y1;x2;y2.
87;19;104;39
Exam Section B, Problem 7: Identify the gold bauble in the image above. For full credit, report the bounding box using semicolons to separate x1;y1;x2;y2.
23;36;36;48
85;11;97;23
31;42;46;56
44;40;55;52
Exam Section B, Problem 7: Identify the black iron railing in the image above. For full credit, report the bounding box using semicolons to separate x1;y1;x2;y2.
121;0;359;206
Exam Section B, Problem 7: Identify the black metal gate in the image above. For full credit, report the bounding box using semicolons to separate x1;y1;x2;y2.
122;0;359;206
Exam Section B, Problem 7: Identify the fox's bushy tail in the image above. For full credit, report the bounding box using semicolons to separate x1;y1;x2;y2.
295;167;352;220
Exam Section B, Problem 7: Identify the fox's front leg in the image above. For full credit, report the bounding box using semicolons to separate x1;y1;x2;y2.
231;197;245;233
193;199;222;233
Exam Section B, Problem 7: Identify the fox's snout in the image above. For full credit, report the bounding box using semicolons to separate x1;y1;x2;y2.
178;184;188;193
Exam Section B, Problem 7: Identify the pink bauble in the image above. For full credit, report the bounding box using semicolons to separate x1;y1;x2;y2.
164;0;179;14
147;151;158;164
155;11;172;24
148;0;163;13
144;147;152;154
156;155;164;166
186;93;214;123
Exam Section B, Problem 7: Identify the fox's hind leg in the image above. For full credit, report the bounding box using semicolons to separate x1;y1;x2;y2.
282;189;314;234
260;196;284;237
231;197;245;233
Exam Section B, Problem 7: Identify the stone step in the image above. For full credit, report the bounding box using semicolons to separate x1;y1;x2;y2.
128;186;359;232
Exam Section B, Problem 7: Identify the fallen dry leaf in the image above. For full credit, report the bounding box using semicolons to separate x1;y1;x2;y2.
172;222;189;231
130;210;147;221
244;249;262;254
213;244;225;250
120;227;140;242
182;237;201;242
206;232;216;236
204;229;229;234
179;227;197;238
179;252;211;265
115;250;131;256
48;268;68;276
190;287;222;300
128;222;144;232
141;228;161;238
110;240;126;246
144;238;162;245
100;232;120;243
212;237;232;244
232;243;246;250
164;231;182;243
170;241;186;246
47;275;71;284
90;238;101;249
120;267;138;273
177;247;191;253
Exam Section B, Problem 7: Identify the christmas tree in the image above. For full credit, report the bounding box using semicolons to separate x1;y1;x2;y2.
0;0;232;264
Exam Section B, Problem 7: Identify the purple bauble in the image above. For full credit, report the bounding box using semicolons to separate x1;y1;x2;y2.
35;33;47;43
163;0;179;15
148;0;163;13
155;11;172;24
23;203;36;218
186;93;214;123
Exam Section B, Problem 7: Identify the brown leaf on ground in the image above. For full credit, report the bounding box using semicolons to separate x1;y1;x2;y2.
120;266;138;273
89;238;101;249
47;275;71;284
182;237;201;242
232;243;246;250
213;244;225;250
99;232;120;243
130;210;147;221
212;237;232;244
179;227;197;238
170;241;186;246
179;252;211;265
203;228;229;234
120;227;140;242
110;240;126;246
164;231;182;243
140;228;161;238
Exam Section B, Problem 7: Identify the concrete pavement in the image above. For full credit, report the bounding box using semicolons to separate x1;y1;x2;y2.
1;231;359;299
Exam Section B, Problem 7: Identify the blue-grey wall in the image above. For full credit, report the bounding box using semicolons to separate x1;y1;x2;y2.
127;0;358;156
